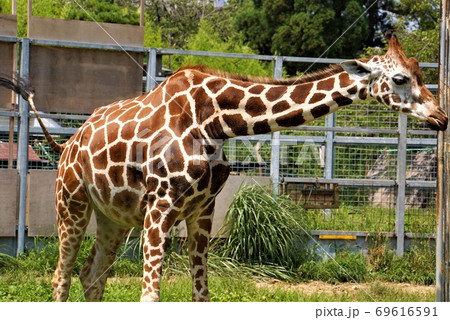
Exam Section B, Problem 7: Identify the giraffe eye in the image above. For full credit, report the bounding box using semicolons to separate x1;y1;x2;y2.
392;74;409;86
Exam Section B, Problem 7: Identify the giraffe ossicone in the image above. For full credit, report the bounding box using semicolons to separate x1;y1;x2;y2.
1;34;446;302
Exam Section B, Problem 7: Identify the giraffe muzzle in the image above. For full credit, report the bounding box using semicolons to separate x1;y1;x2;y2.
426;113;448;131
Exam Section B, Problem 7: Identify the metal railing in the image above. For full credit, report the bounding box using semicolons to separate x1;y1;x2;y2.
0;35;439;257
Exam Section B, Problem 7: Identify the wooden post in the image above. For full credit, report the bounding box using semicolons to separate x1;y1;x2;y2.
437;0;450;302
8;1;17;169
140;0;145;27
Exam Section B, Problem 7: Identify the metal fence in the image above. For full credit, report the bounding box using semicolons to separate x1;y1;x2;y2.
0;35;439;256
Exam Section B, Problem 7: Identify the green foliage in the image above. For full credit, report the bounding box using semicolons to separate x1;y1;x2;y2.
298;251;368;284
366;236;436;285
60;0;139;25
145;0;215;49
11;0;140;37
377;242;436;285
143;17;166;48
360;0;440;82
175;19;272;76
0;0;11;13
216;184;305;268
0;253;18;270
234;0;395;74
0;233;437;301
395;0;439;31
17;237;95;275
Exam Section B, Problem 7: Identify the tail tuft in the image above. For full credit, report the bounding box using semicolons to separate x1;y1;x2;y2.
0;75;65;154
0;76;34;101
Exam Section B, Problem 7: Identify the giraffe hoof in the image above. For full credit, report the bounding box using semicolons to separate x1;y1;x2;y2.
140;293;160;302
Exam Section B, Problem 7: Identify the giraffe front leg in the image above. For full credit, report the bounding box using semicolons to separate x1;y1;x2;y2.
140;204;177;302
186;202;214;302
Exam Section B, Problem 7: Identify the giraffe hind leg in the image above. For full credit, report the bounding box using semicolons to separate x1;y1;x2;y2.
79;210;129;302
186;202;214;302
52;196;92;301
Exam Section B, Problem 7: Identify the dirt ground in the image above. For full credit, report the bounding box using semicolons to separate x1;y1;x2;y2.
256;279;435;296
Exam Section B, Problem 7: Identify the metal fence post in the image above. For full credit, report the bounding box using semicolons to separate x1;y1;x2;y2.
395;113;407;256
146;48;157;91
16;38;30;256
270;56;283;194
324;113;335;179
437;0;450;302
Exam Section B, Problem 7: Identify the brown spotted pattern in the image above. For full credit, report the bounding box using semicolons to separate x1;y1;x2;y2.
48;35;446;303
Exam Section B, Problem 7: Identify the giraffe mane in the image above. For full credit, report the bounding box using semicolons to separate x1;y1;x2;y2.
176;64;345;85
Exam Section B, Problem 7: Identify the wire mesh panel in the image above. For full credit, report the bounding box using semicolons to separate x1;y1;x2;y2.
271;97;438;234
0;114;19;169
224;139;271;176
335;145;398;180
296;186;397;232
404;186;436;234
335;103;399;130
279;139;325;178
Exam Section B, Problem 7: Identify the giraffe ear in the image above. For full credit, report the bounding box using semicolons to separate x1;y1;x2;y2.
341;60;377;79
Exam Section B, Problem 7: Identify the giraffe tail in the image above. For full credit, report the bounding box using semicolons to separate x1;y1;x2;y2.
0;76;65;154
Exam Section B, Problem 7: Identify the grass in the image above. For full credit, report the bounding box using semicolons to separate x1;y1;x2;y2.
0;271;435;302
0;235;437;302
296;205;436;234
0;185;438;302
0;234;437;302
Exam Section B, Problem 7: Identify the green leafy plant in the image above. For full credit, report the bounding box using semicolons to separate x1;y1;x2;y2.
215;184;305;269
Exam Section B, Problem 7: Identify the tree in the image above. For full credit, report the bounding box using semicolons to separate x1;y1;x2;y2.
177;19;272;76
234;0;396;74
393;0;440;83
145;0;216;49
60;0;139;25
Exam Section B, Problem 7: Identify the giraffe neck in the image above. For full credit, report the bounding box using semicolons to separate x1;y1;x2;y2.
198;69;368;139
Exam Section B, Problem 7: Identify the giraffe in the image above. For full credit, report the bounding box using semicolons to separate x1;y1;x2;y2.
1;34;447;302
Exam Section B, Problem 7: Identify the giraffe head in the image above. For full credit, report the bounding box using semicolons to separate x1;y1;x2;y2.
341;34;447;131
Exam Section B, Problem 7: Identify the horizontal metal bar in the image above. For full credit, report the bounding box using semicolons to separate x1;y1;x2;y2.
30;38;147;53
281;176;397;186
293;125;398;135
311;230;395;237
230;134;437;147
279;135;326;144
295;125;436;136
309;230;436;239
281;176;437;188
0;110;19;117
229;134;272;142
0;126;437;148
335;136;437;146
156;48;275;61
406;180;437;188
0;35;20;43
28;112;90;121
28;126;77;136
408;129;437;136
283;56;345;64
155;48;439;69
1;35;440;69
420;62;439;68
